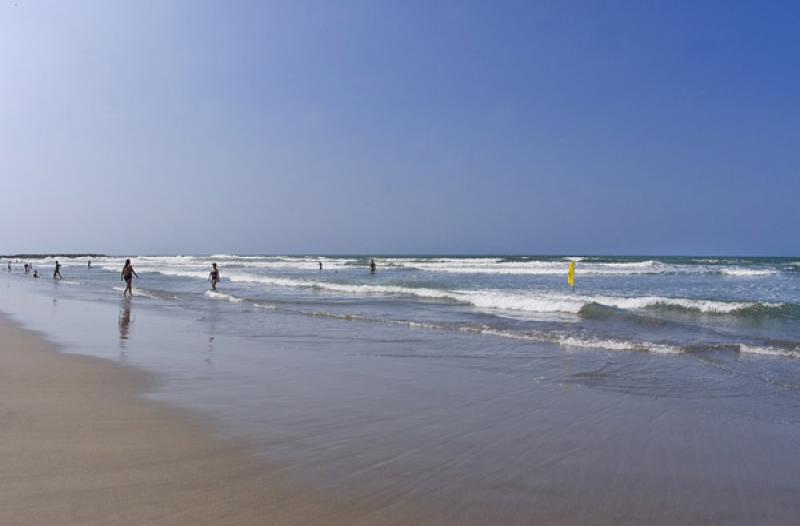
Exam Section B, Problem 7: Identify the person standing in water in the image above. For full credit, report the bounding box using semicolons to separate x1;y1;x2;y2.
209;262;220;290
319;261;323;271
53;261;62;280
369;258;376;273
88;260;92;269
121;259;138;297
33;269;39;278
7;261;10;272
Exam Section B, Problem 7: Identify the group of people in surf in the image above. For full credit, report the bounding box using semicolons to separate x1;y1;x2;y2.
8;260;67;281
7;260;50;279
8;257;380;298
119;258;378;296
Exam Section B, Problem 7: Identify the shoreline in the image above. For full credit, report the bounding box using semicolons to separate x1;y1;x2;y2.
0;312;369;526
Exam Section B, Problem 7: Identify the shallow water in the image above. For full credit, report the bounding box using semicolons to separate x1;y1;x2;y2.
13;255;800;358
3;257;800;523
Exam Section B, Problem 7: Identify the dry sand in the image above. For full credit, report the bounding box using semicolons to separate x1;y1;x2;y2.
0;314;381;526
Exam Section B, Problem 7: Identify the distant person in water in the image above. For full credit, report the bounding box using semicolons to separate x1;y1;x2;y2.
24;263;29;274
33;269;39;278
7;261;10;272
88;260;92;269
319;261;323;271
53;261;62;280
209;263;220;290
369;259;376;273
121;259;138;297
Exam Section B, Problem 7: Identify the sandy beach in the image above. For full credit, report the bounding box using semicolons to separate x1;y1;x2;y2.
0;313;373;526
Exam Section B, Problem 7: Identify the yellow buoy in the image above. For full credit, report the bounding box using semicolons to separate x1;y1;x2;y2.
567;261;576;288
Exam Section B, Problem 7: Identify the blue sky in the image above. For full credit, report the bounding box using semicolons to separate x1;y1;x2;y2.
1;1;797;255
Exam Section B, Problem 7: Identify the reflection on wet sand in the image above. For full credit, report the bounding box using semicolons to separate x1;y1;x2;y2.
118;299;132;352
206;336;215;366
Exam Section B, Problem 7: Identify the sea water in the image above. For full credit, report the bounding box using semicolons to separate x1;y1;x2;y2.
14;255;800;356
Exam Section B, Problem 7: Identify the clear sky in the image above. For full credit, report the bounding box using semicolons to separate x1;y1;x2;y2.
1;1;798;255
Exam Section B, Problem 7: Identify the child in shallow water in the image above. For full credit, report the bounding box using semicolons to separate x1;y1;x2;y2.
209;263;220;290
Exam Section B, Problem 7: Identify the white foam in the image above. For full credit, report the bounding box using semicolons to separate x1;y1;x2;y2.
739;345;800;359
205;290;244;303
719;268;777;277
390;259;670;276
188;271;777;316
452;290;773;315
559;336;683;354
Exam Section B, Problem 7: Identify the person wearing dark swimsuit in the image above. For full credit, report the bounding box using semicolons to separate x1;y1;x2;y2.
209;262;220;290
53;261;62;280
121;259;138;297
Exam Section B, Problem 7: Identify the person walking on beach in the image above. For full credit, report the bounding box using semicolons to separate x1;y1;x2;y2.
121;259;138;297
53;261;62;280
369;258;376;274
209;263;220;290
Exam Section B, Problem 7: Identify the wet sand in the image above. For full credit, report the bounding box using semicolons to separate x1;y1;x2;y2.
0;314;371;526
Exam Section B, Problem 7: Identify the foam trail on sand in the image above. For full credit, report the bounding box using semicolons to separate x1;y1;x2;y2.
112;286;157;299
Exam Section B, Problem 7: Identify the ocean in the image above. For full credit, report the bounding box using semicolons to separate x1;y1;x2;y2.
14;254;800;355
3;254;800;523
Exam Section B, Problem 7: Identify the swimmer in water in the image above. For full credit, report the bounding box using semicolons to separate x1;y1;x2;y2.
369;258;376;273
53;261;62;280
209;262;220;290
319;261;323;271
121;259;138;297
